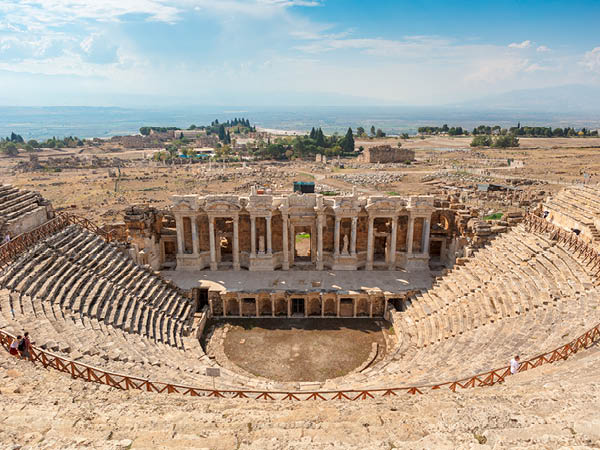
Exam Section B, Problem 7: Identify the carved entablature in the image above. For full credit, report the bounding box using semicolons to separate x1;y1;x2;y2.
204;196;242;217
286;193;318;217
332;196;362;216
365;197;406;217
407;195;435;217
247;195;274;216
171;195;200;213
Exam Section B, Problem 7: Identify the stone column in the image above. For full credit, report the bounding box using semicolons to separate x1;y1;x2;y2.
250;216;256;256
232;216;240;270
209;217;217;271
366;216;374;270
237;295;242;318
304;298;308;317
287;297;291;318
289;224;295;266
316;214;324;270
422;218;431;255
282;212;289;270
389;217;398;270
406;215;414;255
191;216;199;255
369;299;373;318
336;298;341;317
353;298;357;318
222;298;227;317
255;298;259;317
266;214;272;255
176;215;184;255
271;297;275;317
334;216;341;256
351;217;357;256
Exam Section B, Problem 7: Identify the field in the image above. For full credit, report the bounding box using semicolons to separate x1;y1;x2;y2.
2;135;600;224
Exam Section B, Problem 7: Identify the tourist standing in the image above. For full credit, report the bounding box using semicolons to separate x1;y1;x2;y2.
510;355;520;375
18;332;32;361
9;335;21;357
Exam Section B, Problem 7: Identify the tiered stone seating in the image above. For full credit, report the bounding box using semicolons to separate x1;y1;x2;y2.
0;225;194;348
0;185;48;233
544;184;600;241
2;217;600;394
330;224;600;390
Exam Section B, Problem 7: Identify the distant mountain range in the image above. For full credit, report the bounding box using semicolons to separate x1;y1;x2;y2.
455;84;600;114
1;85;599;140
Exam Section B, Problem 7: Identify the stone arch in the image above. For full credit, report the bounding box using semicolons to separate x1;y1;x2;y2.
226;297;239;316
307;297;321;316
258;297;272;316
356;297;369;316
323;296;336;316
274;297;287;316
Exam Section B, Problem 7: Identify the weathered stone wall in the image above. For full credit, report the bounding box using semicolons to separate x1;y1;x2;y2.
359;145;415;164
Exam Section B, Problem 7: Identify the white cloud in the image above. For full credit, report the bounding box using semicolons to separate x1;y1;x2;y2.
466;57;530;83
537;45;550;52
524;63;552;72
508;40;531;49
582;47;600;72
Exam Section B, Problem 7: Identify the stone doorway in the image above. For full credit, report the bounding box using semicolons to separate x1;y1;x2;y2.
294;227;312;263
292;298;305;315
340;298;353;317
216;218;234;267
373;218;392;264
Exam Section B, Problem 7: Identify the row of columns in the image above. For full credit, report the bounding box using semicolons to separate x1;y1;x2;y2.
365;215;430;270
177;213;431;271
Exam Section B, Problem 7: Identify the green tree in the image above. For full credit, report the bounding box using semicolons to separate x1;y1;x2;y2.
341;127;355;153
370;125;376;136
218;124;226;141
492;135;519;148
375;128;386;138
315;128;326;147
356;126;365;137
470;135;492;147
2;142;18;156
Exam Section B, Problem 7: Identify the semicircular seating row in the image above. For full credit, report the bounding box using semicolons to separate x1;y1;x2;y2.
0;185;47;232
1;222;600;393
331;224;600;390
544;184;600;241
0;224;298;390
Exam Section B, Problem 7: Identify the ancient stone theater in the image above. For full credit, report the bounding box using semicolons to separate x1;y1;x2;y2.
2;182;600;411
120;188;500;320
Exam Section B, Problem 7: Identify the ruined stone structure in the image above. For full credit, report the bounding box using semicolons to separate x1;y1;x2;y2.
543;184;600;246
0;184;54;238
171;189;436;272
358;145;415;164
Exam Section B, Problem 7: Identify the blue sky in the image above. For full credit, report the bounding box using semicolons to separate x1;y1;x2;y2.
0;0;599;106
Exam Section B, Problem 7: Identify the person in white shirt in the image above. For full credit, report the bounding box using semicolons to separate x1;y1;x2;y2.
510;355;520;375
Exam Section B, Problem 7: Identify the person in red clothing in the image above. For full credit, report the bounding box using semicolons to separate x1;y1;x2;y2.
9;335;21;356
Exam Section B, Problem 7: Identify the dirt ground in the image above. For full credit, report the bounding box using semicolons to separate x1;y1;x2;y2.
2;135;600;224
219;318;388;382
